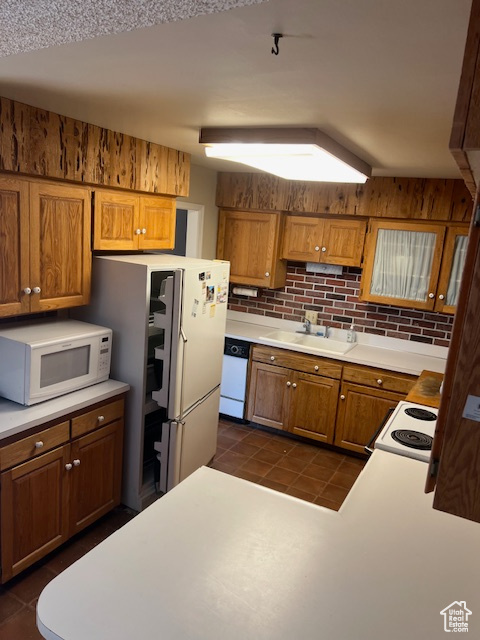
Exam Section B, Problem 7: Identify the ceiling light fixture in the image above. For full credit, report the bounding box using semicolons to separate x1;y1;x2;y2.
199;127;372;183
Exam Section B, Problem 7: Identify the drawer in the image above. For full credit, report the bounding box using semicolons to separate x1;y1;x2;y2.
0;421;70;471
252;345;342;380
71;399;124;439
342;366;415;394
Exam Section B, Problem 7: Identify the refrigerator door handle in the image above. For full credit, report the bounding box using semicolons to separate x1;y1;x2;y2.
179;326;188;419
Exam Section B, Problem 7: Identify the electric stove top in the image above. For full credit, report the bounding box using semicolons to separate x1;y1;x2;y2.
374;401;438;462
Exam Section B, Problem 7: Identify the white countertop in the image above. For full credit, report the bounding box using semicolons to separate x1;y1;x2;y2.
226;313;448;376
0;379;130;441
37;450;480;640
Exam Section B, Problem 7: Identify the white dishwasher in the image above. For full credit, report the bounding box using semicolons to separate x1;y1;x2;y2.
220;338;251;420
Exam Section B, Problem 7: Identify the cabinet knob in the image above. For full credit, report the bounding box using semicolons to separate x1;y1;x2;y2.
428;292;435;299
98;415;105;422
321;247;327;252
438;294;445;300
32;286;41;294
142;228;147;234
270;356;275;361
292;383;297;389
314;365;319;371
340;394;345;400
23;287;32;295
314;246;320;252
265;272;270;277
73;459;81;467
135;228;141;235
65;463;73;471
377;379;383;385
286;381;291;387
35;441;44;449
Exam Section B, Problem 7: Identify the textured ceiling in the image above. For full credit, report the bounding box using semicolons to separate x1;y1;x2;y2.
0;0;268;57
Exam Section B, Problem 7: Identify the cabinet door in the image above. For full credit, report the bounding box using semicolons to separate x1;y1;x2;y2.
0;177;30;317
0;446;70;582
69;419;123;537
282;216;324;262
93;191;139;250
289;372;339;444
434;226;469;314
360;220;445;310
217;210;286;287
334;382;404;454
246;361;290;430
29;182;92;311
138;196;176;250
321;218;366;267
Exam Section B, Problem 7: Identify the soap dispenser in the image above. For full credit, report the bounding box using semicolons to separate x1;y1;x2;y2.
347;324;357;343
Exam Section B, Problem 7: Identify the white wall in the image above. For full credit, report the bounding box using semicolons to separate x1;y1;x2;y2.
177;163;218;259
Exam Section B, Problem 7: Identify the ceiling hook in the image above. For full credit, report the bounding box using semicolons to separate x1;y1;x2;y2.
271;33;283;56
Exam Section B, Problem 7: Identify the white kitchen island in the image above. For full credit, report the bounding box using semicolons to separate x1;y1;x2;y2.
37;450;479;640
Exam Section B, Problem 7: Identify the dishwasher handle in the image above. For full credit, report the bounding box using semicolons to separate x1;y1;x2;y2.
365;407;396;456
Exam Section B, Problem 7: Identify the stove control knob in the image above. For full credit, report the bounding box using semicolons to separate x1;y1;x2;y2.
340;394;345;400
377;379;383;385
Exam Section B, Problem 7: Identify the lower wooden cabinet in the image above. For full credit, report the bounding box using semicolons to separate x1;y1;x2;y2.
246;346;341;443
246;345;415;453
334;366;415;454
0;397;124;583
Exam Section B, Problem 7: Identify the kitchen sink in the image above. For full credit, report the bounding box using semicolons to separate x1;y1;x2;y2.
259;330;356;355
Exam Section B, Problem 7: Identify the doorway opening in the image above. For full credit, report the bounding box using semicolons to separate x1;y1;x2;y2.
160;203;204;258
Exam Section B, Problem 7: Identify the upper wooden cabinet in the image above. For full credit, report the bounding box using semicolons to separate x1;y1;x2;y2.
216;209;286;288
360;220;447;311
282;216;366;266
434;225;470;314
0;176;91;318
93;190;176;251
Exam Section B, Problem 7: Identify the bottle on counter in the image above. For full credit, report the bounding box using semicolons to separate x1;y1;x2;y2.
347;324;357;343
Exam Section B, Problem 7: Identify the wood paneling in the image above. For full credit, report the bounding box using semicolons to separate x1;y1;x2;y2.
138;195;176;250
0;96;190;196
246;361;290;430
216;172;473;221
289;372;339;443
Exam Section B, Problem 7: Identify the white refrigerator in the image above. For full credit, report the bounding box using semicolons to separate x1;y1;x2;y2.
72;254;230;510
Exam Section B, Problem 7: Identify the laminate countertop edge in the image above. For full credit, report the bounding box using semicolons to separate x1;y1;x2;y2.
0;379;130;442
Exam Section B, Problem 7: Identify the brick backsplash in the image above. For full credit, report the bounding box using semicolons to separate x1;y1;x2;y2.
228;264;454;347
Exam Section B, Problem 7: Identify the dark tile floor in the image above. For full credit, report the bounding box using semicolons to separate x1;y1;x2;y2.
0;419;366;638
211;417;366;510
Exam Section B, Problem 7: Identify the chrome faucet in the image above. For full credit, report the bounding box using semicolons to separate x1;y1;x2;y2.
303;318;312;334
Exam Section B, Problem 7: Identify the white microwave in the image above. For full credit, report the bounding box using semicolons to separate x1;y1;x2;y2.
0;319;112;406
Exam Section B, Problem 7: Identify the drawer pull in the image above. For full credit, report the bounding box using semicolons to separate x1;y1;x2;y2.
265;272;270;277
340;394;346;400
314;365;319;371
142;228;147;234
286;381;291;387
438;294;445;300
292;383;297;389
270;356;275;361
23;287;32;295
428;292;435;299
135;228;141;235
314;246;320;252
65;463;73;471
32;286;41;294
377;379;383;385
73;459;81;467
321;247;327;252
98;415;105;423
35;441;44;449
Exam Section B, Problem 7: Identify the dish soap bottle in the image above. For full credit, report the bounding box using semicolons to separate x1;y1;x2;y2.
347;324;357;343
